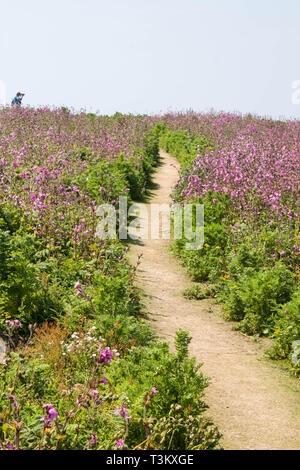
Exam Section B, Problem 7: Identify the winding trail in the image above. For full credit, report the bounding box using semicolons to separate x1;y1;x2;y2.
128;150;300;450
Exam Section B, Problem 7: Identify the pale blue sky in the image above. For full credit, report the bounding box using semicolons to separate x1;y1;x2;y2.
1;0;299;118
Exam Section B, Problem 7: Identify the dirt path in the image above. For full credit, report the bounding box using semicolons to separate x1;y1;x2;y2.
0;339;5;364
128;150;300;450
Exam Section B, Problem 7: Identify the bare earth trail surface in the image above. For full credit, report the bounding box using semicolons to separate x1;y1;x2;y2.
0;339;5;364
128;150;300;450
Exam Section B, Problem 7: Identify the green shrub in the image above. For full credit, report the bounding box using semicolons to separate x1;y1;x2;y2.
222;263;296;335
267;290;300;368
108;330;221;449
0;328;221;450
0;214;65;328
183;284;214;300
159;130;212;166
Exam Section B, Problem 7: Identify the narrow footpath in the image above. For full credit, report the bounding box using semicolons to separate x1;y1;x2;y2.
128;150;300;450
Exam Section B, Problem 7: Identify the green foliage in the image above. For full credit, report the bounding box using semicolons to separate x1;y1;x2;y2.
0;327;221;450
221;263;296;335
72;157;130;202
291;341;300;367
107;330;220;449
72;126;160;203
93;272;134;318
0;209;65;328
183;284;215;300
171;191;230;282
96;314;153;350
266;290;300;374
150;404;221;450
174;329;192;362
159;129;212;166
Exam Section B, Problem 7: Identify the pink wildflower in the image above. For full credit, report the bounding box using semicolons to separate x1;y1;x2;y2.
114;404;132;420
114;439;124;448
97;347;113;364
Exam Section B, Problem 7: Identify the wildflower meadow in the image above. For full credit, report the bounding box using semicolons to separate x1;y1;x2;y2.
0;106;299;450
0;107;220;450
159;112;300;370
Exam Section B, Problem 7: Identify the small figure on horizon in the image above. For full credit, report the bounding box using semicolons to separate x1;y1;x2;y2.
11;92;25;106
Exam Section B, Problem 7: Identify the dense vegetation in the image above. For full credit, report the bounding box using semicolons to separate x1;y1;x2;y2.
0;108;220;450
159;112;300;374
1;106;299;450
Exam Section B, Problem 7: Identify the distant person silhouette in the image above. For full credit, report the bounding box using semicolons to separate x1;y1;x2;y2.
11;92;25;106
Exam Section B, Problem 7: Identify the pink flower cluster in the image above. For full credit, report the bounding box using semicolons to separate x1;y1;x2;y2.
114;439;124;448
0;107;154;253
162;112;300;225
74;281;83;296
5;319;22;329
114;404;132;420
97;347;113;364
150;387;158;398
40;403;58;427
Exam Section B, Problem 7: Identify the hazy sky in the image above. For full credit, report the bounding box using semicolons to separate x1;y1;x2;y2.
1;0;299;118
